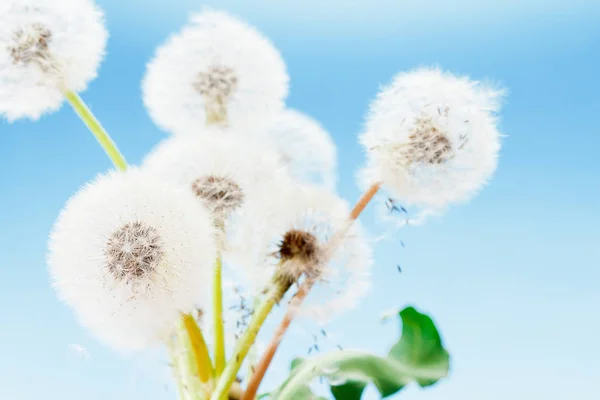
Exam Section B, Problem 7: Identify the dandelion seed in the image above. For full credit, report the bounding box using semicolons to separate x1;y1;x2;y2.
142;9;288;134
70;343;90;359
48;168;217;351
0;0;107;121
358;66;505;213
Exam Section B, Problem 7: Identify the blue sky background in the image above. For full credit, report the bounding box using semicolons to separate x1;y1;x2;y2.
1;1;599;399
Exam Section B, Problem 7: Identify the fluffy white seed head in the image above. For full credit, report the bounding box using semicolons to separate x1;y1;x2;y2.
142;132;290;248
48;168;217;352
267;109;338;189
0;0;107;121
231;185;373;323
358;67;505;211
142;9;289;134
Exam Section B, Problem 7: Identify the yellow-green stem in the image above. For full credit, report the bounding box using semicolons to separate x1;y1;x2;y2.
246;296;262;381
210;283;289;400
213;254;226;377
62;90;127;171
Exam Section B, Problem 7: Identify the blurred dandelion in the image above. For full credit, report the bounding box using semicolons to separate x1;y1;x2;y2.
0;0;107;121
142;9;288;133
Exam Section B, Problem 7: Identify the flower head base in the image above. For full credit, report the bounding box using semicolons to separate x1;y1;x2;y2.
48;168;217;351
401;115;454;166
193;64;238;124
105;221;164;283
142;9;288;134
0;0;108;121
191;175;245;217
274;229;324;286
8;22;54;70
359;67;504;211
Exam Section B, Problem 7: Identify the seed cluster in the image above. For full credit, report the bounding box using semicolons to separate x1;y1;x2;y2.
104;221;164;282
194;65;238;103
8;23;54;70
275;229;323;283
191;175;245;216
402;115;454;165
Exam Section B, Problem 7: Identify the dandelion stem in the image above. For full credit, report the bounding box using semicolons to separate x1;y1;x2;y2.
210;283;289;400
62;90;127;171
241;183;381;399
213;253;226;377
241;282;312;400
350;182;381;220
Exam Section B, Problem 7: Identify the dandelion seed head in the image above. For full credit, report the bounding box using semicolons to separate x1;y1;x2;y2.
194;65;238;103
358;66;505;213
143;133;289;247
8;22;53;69
232;185;373;322
105;221;164;283
142;9;288;134
48;168;217;352
0;0;108;121
191;175;245;217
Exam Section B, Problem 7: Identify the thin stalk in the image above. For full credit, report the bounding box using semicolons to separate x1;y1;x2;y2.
62;90;127;171
241;282;312;400
210;283;289;400
213;254;226;377
240;182;382;399
246;296;262;382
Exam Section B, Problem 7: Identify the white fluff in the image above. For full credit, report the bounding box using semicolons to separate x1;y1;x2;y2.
142;9;289;134
358;67;505;212
142;132;290;248
232;185;373;324
48;168;217;352
267;109;337;189
0;0;107;121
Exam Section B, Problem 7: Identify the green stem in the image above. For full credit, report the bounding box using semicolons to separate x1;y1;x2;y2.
62;90;127;171
246;296;262;381
213;253;226;377
210;284;289;400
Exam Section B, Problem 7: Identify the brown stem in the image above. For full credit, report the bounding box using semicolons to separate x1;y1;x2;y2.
240;281;312;400
350;182;381;220
240;182;381;400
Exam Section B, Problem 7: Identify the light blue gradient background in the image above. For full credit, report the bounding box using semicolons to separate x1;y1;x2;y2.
1;1;599;399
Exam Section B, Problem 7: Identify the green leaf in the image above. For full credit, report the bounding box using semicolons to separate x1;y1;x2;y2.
330;380;367;400
271;306;450;400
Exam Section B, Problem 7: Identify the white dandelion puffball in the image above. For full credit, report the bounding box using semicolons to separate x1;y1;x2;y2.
268;109;337;189
233;185;373;324
142;9;289;134
0;0;107;121
142;131;290;247
359;67;505;210
48;169;217;352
